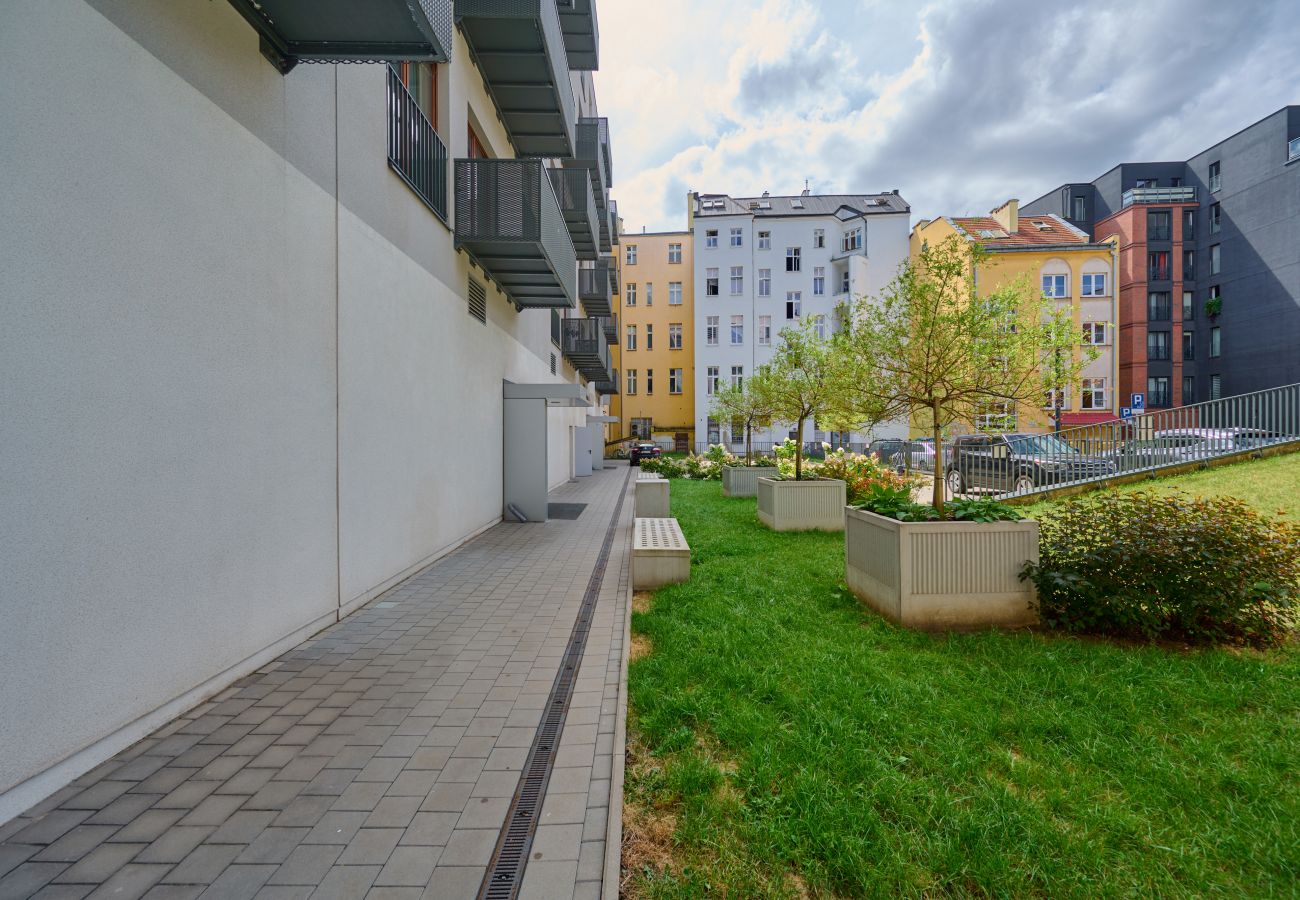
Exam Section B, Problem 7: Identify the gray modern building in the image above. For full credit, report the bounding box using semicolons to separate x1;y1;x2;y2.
1024;106;1300;406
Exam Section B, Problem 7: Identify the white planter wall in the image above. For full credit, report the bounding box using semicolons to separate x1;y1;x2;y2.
845;508;1039;630
721;466;779;497
755;478;847;531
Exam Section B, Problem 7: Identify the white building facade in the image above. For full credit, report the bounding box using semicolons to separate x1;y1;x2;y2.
0;0;618;821
690;191;912;450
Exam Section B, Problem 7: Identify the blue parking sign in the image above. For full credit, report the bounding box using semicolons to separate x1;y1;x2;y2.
1131;393;1145;410
1120;407;1134;419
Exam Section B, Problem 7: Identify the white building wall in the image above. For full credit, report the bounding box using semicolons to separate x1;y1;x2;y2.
0;0;595;821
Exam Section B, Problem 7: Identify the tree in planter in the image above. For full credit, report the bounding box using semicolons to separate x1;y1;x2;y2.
838;235;1093;514
756;318;847;481
709;377;774;466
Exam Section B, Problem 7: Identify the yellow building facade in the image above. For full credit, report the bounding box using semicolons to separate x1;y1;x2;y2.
910;200;1120;433
614;231;695;447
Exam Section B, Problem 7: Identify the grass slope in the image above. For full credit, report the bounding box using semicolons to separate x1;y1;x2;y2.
625;479;1300;898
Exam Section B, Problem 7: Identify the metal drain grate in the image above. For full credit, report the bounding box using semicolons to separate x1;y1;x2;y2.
547;502;587;520
478;467;631;900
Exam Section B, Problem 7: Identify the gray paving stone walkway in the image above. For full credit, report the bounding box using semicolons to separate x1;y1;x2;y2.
0;465;633;900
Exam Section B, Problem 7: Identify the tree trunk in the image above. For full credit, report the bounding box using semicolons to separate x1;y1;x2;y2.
795;415;805;480
931;400;945;515
745;419;753;466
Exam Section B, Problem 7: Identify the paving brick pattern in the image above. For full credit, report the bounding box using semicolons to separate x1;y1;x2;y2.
0;467;633;900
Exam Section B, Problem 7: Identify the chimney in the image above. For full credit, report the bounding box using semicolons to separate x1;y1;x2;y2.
762;190;770;198
991;198;1019;233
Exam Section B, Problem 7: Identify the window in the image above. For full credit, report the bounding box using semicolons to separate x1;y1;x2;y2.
1082;321;1108;345
1183;208;1196;241
1081;273;1107;296
668;243;682;264
625;244;637;265
785;291;801;319
1183;376;1195;404
839;269;850;294
1147;376;1171;407
669;282;682;305
645;324;653;351
758;231;771;250
841;228;863;253
1148;291;1171;321
705;229;718;249
1148;251;1170;280
669;323;682;350
707;417;720;443
1182;329;1195;361
1183;249;1195;281
1210;244;1221;275
706;315;719;346
625;283;636;306
1135;178;1155;188
1072;196;1086;221
625;324;636;350
813;266;825;295
1208;160;1221;193
729;417;744;445
975;401;1016;432
730;314;744;345
626;369;637;394
669;368;682;394
758;315;771;345
730;266;744;295
397;61;439;132
1291;136;1300;162
1210;326;1221;358
707;366;721;395
1081;378;1107;410
1044;387;1070;410
1147;210;1171;241
1041;274;1068;298
1183;291;1194;320
1210;374;1221;400
646;369;654;395
705;267;719;296
813;229;825;249
730;365;744;389
758;268;771;297
786;247;801;272
730;227;743;248
812;315;827;340
1209;202;1221;234
1147;330;1170;360
645;282;653;306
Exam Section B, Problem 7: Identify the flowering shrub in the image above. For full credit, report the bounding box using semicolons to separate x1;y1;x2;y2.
772;442;914;502
638;454;724;480
1022;491;1300;646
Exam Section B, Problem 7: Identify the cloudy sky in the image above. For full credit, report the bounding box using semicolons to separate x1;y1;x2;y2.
592;0;1299;233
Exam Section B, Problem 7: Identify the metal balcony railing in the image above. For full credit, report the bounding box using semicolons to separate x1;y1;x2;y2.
595;373;619;396
1122;186;1198;207
548;168;599;260
607;254;619;295
566;117;612;213
228;0;453;71
561;317;612;380
551;308;562;346
578;260;612;316
387;66;448;220
609;199;620;246
556;0;599;70
455;158;577;309
601;313;617;344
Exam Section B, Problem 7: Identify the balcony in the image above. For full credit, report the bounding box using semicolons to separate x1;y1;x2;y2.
455;158;577;309
561;317;612;381
564;117;612;217
556;0;599;70
386;66;448;220
1122;186;1197;207
548;168;599;260
578;259;612;316
601;313;617;344
455;0;576;157
607;254;619;295
228;0;453;72
594;373;619;396
609;199;620;247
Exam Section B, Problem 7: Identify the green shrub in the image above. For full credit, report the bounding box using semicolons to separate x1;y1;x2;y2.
1022;491;1300;646
855;483;938;521
948;497;1023;522
639;456;684;478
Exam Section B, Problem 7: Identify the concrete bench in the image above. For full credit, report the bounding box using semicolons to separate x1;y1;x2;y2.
636;470;662;480
634;476;670;518
632;517;690;589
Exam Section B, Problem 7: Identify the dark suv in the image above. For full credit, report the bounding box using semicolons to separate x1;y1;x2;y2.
944;432;1115;496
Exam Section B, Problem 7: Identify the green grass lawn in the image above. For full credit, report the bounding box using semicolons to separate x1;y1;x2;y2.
1018;450;1300;523
624;479;1300;898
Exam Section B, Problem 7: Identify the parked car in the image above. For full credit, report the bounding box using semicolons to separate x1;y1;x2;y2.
629;442;661;466
945;432;1115;496
867;439;935;472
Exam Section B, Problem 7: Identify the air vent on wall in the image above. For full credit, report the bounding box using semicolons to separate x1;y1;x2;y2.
551;353;557;375
468;276;487;323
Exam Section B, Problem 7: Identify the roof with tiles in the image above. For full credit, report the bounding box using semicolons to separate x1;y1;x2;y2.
948;214;1092;247
694;192;910;217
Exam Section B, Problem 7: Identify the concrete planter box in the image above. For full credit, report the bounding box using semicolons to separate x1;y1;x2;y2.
845;507;1039;630
756;477;846;531
634;477;669;518
721;466;779;497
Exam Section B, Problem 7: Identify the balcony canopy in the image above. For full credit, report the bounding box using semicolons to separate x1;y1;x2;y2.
456;158;577;309
455;0;576;157
228;0;453;71
556;0;600;70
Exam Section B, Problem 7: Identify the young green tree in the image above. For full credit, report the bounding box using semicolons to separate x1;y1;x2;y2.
757;318;845;480
839;235;1094;513
709;377;773;466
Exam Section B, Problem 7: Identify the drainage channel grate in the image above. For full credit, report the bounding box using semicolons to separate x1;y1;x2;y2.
478;467;631;900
